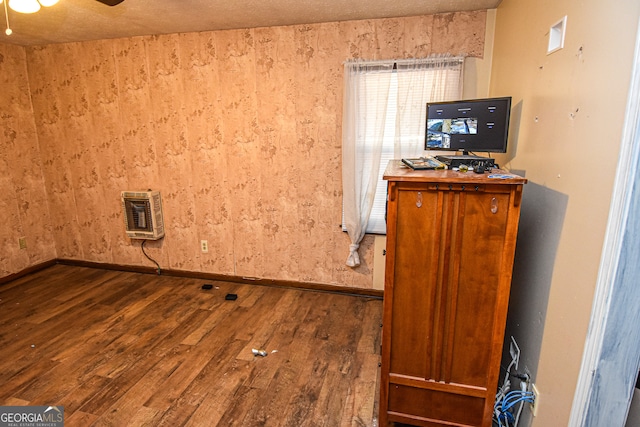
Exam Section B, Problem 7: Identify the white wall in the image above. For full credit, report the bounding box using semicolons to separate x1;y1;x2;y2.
490;0;640;425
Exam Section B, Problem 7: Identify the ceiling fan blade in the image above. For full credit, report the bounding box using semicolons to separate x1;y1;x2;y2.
95;0;125;5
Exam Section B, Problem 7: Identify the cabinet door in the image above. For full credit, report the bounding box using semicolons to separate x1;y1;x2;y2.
383;183;517;427
387;187;440;380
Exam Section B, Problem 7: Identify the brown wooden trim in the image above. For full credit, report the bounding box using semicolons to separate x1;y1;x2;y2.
55;259;384;299
387;411;450;427
0;259;58;285
56;258;157;275
389;373;488;398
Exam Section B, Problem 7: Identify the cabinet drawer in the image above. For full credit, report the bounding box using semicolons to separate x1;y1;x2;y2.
388;384;485;426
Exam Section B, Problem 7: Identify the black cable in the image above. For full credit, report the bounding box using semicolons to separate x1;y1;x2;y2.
141;239;161;275
500;364;529;382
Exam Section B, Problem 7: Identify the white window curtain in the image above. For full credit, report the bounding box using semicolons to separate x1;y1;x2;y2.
341;55;464;267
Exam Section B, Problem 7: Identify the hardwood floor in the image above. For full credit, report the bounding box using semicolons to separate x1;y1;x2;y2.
0;265;382;426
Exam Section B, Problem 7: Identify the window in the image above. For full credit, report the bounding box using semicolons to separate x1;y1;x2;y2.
342;57;464;244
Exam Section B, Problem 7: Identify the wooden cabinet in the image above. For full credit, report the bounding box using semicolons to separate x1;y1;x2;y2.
379;160;527;427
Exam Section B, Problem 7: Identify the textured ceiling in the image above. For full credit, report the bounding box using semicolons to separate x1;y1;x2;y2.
0;0;501;46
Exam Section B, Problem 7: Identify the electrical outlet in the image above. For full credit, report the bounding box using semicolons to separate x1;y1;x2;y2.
530;383;539;416
18;237;27;250
200;240;208;253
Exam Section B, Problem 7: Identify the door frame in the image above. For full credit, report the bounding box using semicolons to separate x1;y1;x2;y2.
569;19;640;427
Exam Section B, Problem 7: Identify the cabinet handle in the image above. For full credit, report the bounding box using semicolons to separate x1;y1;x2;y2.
416;192;423;208
491;197;498;214
388;182;396;202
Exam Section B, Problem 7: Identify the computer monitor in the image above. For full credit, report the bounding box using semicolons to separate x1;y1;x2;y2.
425;97;511;155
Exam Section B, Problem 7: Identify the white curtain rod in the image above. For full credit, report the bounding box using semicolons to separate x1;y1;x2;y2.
343;56;464;66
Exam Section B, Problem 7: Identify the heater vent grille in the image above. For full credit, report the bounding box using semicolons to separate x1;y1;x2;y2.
121;190;164;240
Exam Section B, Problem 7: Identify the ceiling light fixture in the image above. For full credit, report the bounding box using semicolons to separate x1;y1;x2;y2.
1;0;58;36
7;0;59;14
9;0;41;13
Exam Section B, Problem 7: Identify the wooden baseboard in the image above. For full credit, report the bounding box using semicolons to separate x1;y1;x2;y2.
55;259;383;299
0;259;57;285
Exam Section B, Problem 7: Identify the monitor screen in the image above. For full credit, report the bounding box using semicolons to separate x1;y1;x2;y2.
425;97;511;154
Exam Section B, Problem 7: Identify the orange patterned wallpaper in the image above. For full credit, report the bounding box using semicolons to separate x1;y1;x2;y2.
2;11;486;287
0;44;56;277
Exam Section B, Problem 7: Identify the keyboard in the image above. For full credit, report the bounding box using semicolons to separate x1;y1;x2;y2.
401;156;446;170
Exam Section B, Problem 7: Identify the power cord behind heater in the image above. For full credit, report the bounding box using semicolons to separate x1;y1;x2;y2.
141;239;162;275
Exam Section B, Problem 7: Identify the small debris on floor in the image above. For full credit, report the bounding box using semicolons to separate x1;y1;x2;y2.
252;348;267;357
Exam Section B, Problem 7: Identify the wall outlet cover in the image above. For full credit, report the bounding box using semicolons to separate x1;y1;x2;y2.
531;383;540;416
